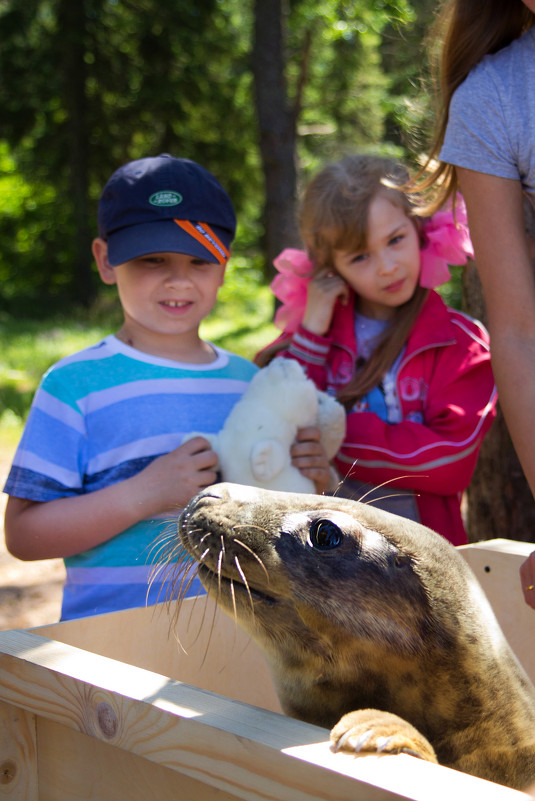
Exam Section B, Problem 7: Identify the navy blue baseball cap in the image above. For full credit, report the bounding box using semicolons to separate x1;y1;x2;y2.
98;154;236;266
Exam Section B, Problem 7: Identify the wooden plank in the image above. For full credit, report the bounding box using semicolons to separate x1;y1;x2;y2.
0;701;38;801
36;718;241;801
459;539;535;683
36;598;282;713
0;629;529;801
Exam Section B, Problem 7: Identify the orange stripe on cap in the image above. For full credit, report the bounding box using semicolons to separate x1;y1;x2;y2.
174;220;230;264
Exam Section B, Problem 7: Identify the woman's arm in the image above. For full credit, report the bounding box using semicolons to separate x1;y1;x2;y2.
457;168;535;496
458;169;535;608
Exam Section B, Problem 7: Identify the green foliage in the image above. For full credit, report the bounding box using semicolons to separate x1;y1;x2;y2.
380;0;438;156
0;0;258;310
286;0;419;174
0;0;440;312
437;267;463;311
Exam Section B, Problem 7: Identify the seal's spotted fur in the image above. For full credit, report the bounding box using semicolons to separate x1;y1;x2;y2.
176;482;535;790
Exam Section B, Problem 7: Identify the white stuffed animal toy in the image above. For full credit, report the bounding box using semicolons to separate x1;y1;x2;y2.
188;358;346;493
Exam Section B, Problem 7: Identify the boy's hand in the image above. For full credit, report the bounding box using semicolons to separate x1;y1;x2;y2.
137;436;219;513
4;437;220;562
291;426;332;495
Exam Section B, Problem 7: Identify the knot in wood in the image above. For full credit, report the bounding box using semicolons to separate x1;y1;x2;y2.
0;760;16;785
96;701;118;738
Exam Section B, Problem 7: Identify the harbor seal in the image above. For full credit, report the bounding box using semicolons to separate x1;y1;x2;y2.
175;482;535;790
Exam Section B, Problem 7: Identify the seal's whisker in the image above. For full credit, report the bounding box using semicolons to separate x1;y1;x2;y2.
146;541;170;570
229;576;238;623
331;476;347;498
144;520;189;605
234;539;270;583
168;586;195;655
197;585;220;670
147;554;176;606
355;475;413;504
331;459;360;496
331;463;423;505
163;549;190;593
165;565;194;628
179;571;212;651
362;491;420;507
177;561;198;601
145;521;177;563
217;546;224;598
158;542;185;573
165;563;201;648
170;626;189;656
234;555;255;617
148;543;187;599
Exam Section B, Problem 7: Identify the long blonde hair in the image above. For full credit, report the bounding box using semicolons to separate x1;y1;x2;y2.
258;154;429;409
418;0;535;211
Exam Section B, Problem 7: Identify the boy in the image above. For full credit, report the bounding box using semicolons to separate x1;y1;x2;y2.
3;154;328;620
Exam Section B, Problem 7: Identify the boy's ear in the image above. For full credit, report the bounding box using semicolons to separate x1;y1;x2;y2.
92;238;117;285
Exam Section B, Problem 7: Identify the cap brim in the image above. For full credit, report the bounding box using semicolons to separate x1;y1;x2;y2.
106;220;232;266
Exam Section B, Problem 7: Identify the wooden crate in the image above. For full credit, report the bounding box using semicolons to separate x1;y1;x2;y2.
1;538;533;801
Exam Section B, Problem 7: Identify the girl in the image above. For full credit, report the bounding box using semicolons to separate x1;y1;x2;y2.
418;0;535;604
256;154;497;545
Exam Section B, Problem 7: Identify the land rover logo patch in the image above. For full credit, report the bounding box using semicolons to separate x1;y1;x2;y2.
149;191;183;207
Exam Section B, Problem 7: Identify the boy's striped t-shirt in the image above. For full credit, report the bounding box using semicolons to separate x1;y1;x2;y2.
4;335;258;620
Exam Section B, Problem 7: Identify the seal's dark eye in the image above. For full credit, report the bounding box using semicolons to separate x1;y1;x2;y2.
308;518;343;550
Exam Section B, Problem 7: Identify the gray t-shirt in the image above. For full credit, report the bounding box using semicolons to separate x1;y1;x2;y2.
441;27;535;199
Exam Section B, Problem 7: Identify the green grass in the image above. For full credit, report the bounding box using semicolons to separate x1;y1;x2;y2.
0;279;280;445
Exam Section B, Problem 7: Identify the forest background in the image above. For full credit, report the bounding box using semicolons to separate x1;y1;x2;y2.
0;0;534;574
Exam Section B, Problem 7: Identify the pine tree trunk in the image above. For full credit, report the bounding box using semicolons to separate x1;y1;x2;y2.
58;0;94;307
462;261;535;542
252;0;301;280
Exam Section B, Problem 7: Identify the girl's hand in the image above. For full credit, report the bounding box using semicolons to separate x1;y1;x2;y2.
291;426;332;494
302;270;349;336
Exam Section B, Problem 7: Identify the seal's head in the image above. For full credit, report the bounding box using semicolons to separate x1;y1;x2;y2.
177;483;500;725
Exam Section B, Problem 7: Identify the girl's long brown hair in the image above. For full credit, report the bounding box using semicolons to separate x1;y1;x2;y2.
417;0;535;212
258;154;430;410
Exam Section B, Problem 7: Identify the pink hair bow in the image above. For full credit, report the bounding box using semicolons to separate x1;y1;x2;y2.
271;248;314;332
419;198;474;288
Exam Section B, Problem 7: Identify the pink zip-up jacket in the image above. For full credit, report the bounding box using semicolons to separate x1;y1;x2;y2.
258;290;497;545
